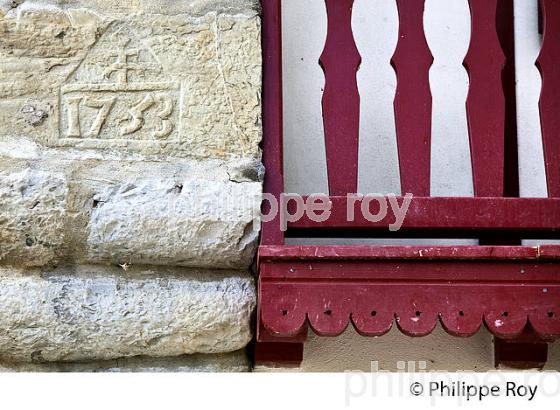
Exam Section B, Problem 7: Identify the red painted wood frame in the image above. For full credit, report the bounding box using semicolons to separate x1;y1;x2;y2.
257;0;560;367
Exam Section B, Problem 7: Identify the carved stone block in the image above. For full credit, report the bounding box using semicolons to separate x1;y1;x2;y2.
0;2;261;159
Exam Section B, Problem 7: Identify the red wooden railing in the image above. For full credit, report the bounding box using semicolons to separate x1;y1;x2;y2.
257;0;560;367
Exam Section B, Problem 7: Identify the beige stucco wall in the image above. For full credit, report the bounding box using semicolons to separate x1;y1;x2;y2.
300;326;560;372
256;326;560;372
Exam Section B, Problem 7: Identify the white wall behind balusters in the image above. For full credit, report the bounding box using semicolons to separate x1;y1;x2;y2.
353;0;401;195
282;0;328;195
425;0;473;197
515;0;547;199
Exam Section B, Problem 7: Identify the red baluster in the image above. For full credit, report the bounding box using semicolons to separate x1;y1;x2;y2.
536;0;560;198
464;0;506;197
320;0;361;195
392;0;433;196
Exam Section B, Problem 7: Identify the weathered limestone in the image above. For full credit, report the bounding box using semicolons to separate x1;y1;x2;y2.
0;0;262;369
0;1;260;18
86;162;261;268
0;350;250;372
0;2;261;159
0;265;255;362
0;169;68;267
0;161;261;269
0;1;263;269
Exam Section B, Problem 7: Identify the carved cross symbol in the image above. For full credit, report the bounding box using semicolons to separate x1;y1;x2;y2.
104;46;144;84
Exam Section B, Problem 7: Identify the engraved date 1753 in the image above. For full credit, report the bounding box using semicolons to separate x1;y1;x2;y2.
65;93;174;139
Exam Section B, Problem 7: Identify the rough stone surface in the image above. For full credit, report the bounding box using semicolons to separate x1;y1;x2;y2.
0;162;261;269
0;0;263;270
0;169;68;267
0;0;261;369
0;1;260;18
0;265;256;362
86;164;261;269
0;1;261;159
0;350;250;372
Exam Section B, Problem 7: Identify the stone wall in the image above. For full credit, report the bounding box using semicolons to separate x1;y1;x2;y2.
0;0;262;371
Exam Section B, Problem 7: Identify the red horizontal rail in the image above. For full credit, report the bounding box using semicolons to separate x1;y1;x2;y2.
286;196;560;231
260;259;560;283
259;245;560;261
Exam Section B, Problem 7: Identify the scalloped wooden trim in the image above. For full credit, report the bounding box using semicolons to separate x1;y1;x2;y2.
259;282;560;340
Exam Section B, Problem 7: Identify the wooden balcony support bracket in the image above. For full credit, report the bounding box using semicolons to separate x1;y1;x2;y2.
494;326;551;370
